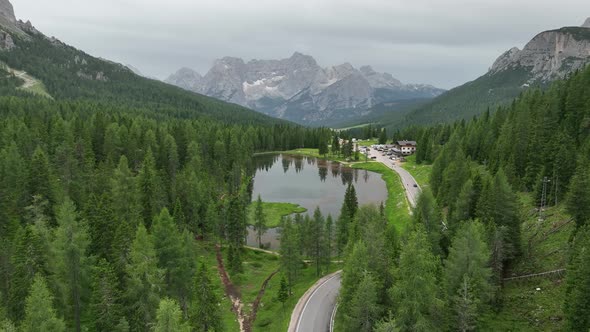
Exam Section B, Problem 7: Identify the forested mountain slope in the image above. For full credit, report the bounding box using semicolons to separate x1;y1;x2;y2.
336;63;590;331
381;22;590;131
0;24;285;126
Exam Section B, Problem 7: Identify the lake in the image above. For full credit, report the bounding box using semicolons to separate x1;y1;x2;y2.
246;154;388;249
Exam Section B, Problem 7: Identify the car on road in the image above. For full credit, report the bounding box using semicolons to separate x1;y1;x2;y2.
370;156;377;159
413;184;418;188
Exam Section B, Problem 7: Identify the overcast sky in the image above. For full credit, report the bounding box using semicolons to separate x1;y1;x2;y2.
12;0;590;89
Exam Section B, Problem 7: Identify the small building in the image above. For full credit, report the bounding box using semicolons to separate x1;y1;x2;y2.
393;140;417;155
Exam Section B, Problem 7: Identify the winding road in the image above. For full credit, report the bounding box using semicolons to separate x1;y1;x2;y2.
288;271;342;332
373;151;421;208
289;149;422;331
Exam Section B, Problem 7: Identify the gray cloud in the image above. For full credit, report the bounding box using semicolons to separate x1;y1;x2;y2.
13;0;590;88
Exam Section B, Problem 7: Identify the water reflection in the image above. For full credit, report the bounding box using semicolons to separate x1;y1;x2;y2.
248;154;388;250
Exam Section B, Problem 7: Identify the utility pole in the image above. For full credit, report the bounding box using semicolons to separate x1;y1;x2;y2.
554;171;558;206
539;176;550;221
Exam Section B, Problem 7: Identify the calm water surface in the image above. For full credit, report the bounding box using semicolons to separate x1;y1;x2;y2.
246;154;387;249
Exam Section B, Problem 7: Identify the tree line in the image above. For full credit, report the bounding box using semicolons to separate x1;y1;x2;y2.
0;94;331;331
336;65;590;331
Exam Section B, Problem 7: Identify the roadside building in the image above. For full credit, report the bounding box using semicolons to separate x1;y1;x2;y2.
393;140;417;155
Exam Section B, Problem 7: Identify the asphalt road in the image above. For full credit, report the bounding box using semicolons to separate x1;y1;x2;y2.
290;272;342;332
372;151;421;208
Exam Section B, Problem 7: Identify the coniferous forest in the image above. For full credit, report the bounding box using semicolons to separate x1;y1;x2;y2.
1;14;590;332
334;66;590;331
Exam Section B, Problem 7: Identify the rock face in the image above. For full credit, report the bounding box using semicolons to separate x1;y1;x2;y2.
166;52;444;124
0;0;16;26
0;30;14;50
490;26;590;82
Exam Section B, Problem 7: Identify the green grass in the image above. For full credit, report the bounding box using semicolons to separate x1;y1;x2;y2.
400;155;432;188
232;249;281;317
248;202;307;228
356;139;378;147
479;193;573;331
352;162;411;231
253;264;343;332
196;243;241;332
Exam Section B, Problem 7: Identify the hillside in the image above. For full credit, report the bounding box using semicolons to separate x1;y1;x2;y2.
0;22;285;126
335;57;590;332
381;21;590;131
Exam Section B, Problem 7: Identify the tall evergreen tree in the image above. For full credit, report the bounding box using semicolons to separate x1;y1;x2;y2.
89;259;126;332
21;276;65;332
154;299;190;332
279;216;301;290
252;195;267;248
413;188;443;256
191;263;223;332
564;226;590;331
311;207;326;276
27;147;55;223
50;199;92;332
125;223;163;332
138;149;164;229
391;226;444;332
345;272;381;332
565;158;590;229
443;221;492;330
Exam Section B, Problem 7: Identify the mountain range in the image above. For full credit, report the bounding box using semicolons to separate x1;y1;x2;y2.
165;54;445;125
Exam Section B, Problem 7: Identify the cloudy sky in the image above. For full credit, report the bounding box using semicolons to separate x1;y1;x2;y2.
12;0;590;89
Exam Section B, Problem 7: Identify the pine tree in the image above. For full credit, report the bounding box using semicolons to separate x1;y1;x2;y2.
191;263;223;332
565;159;590;229
337;184;358;256
152;209;183;295
332;136;340;156
21;276;65;332
138;149;164;228
125;223;163;332
27;147;55;223
443;222;492;330
413;188;443;256
391;226;444;332
253;195;267;248
7;225;47;322
279;217;301;290
378;129;388;145
278;276;289;313
564;226;590;331
50;199;92;332
339;241;369;317
345;272;381;332
89;259;125;332
311;207;326;276
154;299;190;332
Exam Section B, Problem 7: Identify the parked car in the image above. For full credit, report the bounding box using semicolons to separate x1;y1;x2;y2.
370;156;377;159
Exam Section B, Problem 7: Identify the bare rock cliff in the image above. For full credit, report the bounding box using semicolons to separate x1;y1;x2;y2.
491;21;590;82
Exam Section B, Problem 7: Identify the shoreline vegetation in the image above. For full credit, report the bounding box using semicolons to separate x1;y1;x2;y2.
247;202;307;228
253;148;412;231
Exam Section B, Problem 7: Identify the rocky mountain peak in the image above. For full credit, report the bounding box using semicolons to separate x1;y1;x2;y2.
583;17;590;28
359;65;376;75
0;0;16;25
166;53;445;125
489;26;590;82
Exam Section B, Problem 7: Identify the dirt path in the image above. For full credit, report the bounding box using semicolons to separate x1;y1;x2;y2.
215;245;247;332
249;269;279;326
215;245;279;332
